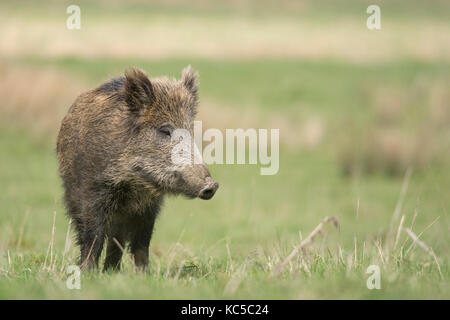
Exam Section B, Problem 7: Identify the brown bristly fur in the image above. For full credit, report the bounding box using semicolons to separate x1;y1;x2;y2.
57;66;218;271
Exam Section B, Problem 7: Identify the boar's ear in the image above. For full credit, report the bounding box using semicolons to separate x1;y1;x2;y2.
124;67;155;111
181;65;199;100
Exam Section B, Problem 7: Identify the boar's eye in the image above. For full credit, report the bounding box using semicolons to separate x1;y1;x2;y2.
158;125;173;138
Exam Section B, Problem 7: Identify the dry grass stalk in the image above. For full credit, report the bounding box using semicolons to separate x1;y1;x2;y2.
391;167;412;228
405;216;440;255
374;239;385;265
400;204;419;251
155;256;161;278
16;209;30;251
403;228;443;279
273;216;339;276
338;245;345;265
60;218;72;272
301;259;311;277
165;251;176;279
174;260;186;280
111;237;136;272
224;262;248;295
80;236;97;271
43;209;57;271
394;214;405;249
354;198;360;265
362;241;366;264
226;242;234;273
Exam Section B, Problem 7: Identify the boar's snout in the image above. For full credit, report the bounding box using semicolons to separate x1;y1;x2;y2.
198;179;219;200
173;163;219;200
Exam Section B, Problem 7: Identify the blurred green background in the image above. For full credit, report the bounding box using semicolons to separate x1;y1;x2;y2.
0;0;449;299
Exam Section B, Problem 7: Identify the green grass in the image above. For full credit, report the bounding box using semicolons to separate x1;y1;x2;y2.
0;59;449;297
3;0;449;22
0;0;449;299
16;56;450;120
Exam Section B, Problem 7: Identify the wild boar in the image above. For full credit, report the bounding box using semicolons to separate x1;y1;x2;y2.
57;66;218;271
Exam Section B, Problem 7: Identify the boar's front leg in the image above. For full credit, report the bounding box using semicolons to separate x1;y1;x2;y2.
129;214;157;272
80;223;105;270
79;203;107;270
103;234;125;272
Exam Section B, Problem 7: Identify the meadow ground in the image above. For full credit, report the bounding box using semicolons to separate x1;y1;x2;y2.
0;0;449;299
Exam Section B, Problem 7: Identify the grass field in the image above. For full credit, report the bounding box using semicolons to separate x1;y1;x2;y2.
0;0;449;299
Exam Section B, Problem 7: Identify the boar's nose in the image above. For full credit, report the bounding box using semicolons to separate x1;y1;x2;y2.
198;181;219;200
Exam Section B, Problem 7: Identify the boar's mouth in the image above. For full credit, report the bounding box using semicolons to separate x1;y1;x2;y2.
133;166;163;190
132;166;196;197
132;166;218;199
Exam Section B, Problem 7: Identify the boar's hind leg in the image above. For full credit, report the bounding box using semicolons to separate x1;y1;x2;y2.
130;215;156;272
103;235;125;272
